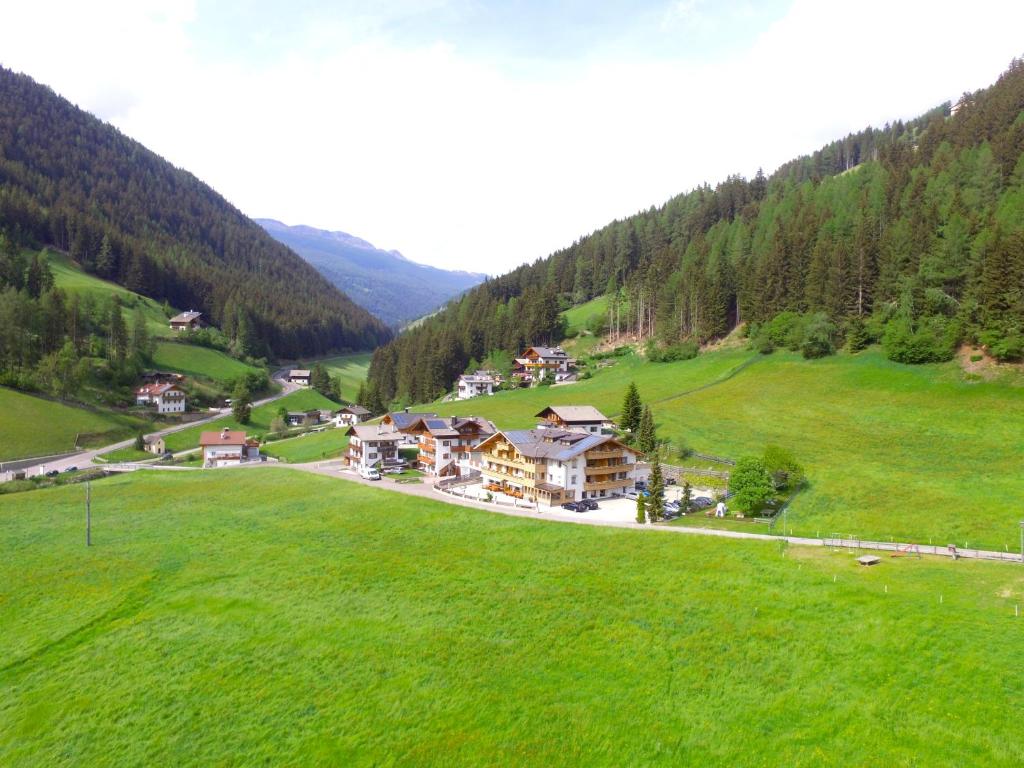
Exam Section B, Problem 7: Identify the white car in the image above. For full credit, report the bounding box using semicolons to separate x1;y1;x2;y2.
359;466;381;481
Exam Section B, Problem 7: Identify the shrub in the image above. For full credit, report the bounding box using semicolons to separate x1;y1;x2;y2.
646;340;699;362
729;457;774;513
883;316;959;364
800;313;836;359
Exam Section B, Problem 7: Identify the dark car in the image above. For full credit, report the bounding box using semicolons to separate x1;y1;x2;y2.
635;480;647;490
692;497;714;509
561;501;583;512
63;466;78;473
665;477;677;486
45;470;59;477
161;451;174;460
579;498;599;511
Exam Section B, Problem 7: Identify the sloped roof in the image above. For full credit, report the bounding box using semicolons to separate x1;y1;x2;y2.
170;310;202;323
387;411;437;431
525;346;568;358
535;405;609;423
199;429;247;446
498;429;618;461
289;369;311;378
338;405;371;416
346;424;404;441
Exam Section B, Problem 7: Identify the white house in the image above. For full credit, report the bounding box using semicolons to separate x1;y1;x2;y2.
288;369;311;386
457;372;496;400
169;310;202;332
199;429;258;467
344;424;404;472
136;382;187;414
535;405;613;435
333;405;372;427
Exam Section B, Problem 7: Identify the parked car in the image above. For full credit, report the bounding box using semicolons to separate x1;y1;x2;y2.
692;497;714;509
63;466;78;473
561;501;583;512
45;470;59;477
665;477;677;485
161;451;174;460
635;480;647;490
358;466;381;481
579;498;599;510
664;500;681;514
623;489;641;500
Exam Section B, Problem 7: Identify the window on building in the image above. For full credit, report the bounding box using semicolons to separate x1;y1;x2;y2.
571;476;577;485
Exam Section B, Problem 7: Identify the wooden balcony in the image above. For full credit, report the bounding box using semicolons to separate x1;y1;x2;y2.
584;477;630;492
584;463;627;475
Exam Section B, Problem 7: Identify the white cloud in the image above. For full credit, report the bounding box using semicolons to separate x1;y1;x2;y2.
1;1;1022;273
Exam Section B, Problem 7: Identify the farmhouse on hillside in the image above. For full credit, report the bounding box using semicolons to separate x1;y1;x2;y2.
169;310;203;332
333;404;372;427
288;369;311;386
535;405;613;435
344;424;404;473
399;415;497;478
135;382;187;414
199;428;260;467
143;435;166;455
511;346;576;385
457;371;498;400
285;409;321;427
477;428;639;506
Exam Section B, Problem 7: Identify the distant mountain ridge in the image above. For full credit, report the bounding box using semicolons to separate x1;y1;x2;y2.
257;219;486;328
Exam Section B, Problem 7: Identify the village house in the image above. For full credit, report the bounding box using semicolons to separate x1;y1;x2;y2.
285;409;321;427
477;428;640;506
344;424;404;473
457;371;497;400
333;405;372;427
135;382;187;414
288;369;311;386
169;310;203;332
400;415;497;478
535;405;613;435
143;435;166;455
381;409;438;445
199;429;260;468
511;346;576;385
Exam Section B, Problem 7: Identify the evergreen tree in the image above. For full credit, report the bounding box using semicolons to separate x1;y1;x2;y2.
681;481;693;513
107;299;127;363
232;382;252;425
129;307;151;362
621;381;642;432
648;457;665;522
845;316;870;352
637;405;657;454
310;363;333;399
134;432;145;451
635;492;647;524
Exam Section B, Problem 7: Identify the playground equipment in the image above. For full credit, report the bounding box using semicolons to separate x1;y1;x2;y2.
891;543;922;558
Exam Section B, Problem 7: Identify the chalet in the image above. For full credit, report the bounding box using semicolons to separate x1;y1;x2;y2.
401;415;497;477
140;371;185;384
135;382;187;414
344;424;404;473
169;310;203;332
333;405;372;427
143;435;166;455
288;369;311;386
286;409;321;427
200;428;256;467
511;346;575;384
535;405;613;435
477;428;640;506
457;371;497;400
381;409;438;445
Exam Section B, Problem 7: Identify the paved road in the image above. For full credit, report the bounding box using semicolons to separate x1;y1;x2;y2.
22;368;301;476
283;460;1024;564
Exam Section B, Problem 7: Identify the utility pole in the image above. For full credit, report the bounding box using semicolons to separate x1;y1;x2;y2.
85;481;92;547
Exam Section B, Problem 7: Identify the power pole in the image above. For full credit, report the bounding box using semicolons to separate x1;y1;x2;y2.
86;481;92;547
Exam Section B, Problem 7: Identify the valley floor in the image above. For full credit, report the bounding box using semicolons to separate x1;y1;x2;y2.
2;469;1023;766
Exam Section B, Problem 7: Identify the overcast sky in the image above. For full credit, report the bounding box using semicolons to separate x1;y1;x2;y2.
2;1;1022;273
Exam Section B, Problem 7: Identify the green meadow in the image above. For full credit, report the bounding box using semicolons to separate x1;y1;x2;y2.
150;341;261;385
260;428;349;463
45;250;175;339
0;387;154;461
163;389;338;453
315;352;372;401
429;347;1024;550
1;469;1022;766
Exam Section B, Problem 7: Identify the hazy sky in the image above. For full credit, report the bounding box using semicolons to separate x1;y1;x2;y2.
2;1;1022;273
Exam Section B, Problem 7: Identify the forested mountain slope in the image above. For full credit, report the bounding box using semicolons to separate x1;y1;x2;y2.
257;219;485;328
367;59;1024;406
0;67;391;358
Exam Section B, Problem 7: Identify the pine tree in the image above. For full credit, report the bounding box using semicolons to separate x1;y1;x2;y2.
635;492;647;524
621;382;642;432
107;299;127;363
232;382;252;425
648;456;665;522
637;405;656;454
310;363;332;399
134;432;145;451
130;307;151;362
682;481;693;513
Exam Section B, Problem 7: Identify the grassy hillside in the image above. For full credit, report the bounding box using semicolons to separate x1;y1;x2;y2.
45;250;175;339
428;347;1024;549
562;294;609;337
1;469;1022;765
316;352;372;401
0;387;155;461
261;429;349;463
163;389;338;453
151;341;261;385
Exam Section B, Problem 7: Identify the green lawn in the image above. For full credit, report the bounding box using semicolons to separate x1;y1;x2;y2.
1;469;1023;765
163;389;339;453
261;429;349;463
96;446;153;463
151;341;261;385
427;347;1024;550
314;352;372;401
0;387;154;461
44;250;175;339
